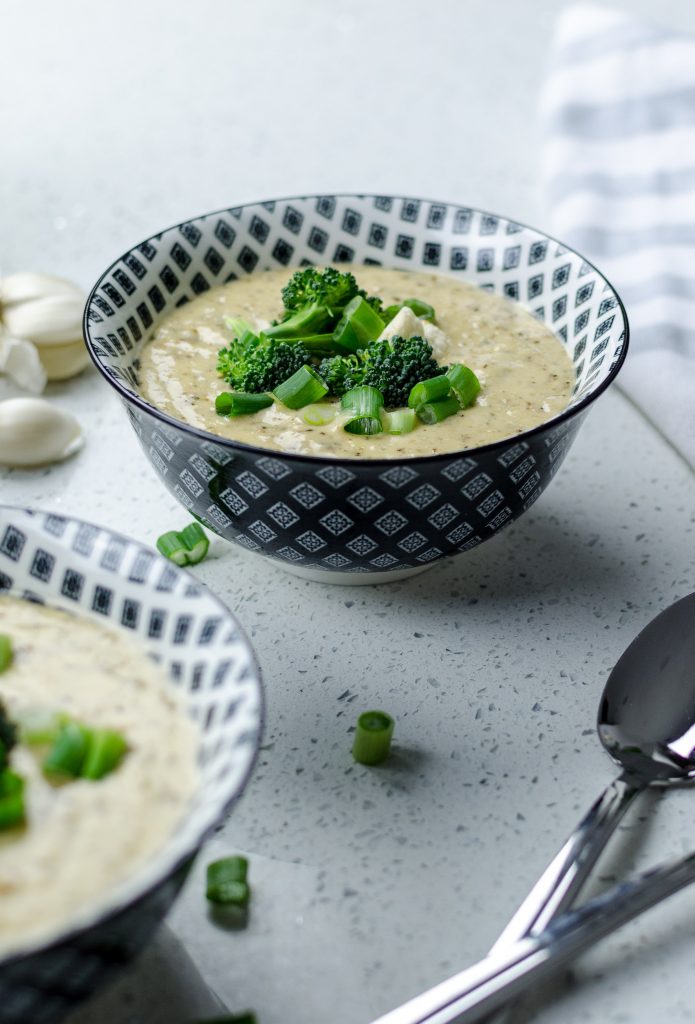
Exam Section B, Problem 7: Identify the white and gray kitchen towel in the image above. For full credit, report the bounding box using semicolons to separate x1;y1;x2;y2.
541;4;695;471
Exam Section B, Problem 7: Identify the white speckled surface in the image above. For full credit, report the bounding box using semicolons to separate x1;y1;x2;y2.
3;2;695;1022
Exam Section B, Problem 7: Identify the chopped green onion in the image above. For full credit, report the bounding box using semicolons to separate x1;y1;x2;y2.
215;392;273;417
17;708;63;746
416;395;461;425
273;365;328;409
206;856;250;906
352;710;395;765
302;403;336;426
0;770;25;830
380;408;417;435
0;635;13;674
43;720;91;779
332;296;385;354
179;523;210;565
446;364;481;408
156;530;189;566
383;298;436;322
407;374;451;409
81;729;128;780
341;385;384;435
157;522;210;568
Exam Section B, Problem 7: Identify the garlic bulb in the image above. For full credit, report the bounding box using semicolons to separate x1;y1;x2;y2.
0;273;90;387
0;398;84;467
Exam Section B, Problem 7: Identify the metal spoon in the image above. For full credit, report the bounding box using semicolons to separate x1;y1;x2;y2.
372;591;695;1024
489;590;695;954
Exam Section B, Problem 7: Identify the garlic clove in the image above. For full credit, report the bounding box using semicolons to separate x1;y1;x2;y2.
38;340;92;381
0;272;84;308
0;329;47;394
0;398;84;467
2;294;85;347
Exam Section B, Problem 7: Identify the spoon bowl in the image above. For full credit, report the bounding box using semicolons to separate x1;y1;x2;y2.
598;592;695;781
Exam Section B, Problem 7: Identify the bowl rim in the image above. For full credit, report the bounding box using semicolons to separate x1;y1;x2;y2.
83;192;631;466
0;503;265;965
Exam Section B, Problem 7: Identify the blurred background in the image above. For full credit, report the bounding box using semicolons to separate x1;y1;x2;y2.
3;0;694;285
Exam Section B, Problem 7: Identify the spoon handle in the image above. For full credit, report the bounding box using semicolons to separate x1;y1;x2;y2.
370;847;695;1024
488;771;641;952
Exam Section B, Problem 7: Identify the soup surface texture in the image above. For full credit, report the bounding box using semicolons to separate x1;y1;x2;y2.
139;266;575;458
0;595;199;955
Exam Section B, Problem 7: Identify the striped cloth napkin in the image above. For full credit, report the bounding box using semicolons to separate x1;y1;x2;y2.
540;5;695;470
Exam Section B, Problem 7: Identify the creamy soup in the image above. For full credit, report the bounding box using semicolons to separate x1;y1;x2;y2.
0;595;199;955
139;266;574;458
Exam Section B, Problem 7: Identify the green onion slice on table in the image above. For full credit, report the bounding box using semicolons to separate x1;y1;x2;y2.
352;710;395;765
206;855;251;906
156;522;210;567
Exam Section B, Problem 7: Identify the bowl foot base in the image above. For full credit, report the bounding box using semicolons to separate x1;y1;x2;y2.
272;561;434;585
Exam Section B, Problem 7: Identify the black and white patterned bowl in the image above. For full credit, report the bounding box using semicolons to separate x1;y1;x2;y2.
84;194;628;583
0;506;262;1024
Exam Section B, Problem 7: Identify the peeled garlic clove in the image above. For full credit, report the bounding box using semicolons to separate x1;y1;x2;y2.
0;398;84;467
2;294;85;347
35;340;91;381
0;272;84;307
0;329;47;394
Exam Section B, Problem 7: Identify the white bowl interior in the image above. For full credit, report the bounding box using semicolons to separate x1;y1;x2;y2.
0;506;262;954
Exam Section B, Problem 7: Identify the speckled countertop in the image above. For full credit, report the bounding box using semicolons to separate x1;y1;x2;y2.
3;2;695;1023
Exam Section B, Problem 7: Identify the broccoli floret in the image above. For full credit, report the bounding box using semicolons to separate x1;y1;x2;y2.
217;335;311;393
0;701;17;769
280;267;384;320
281;267;360;314
319;336;443;407
318;353;361;396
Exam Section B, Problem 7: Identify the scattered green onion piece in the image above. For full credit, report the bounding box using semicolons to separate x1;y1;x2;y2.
416;395;462;425
332;296;385;354
206;856;250;906
17;709;63;746
407;374;451;409
0;770;25;830
274;365;328;409
341;385;384;435
380;408;417;435
215;392;273;417
157;522;210;568
81;729;128;781
0;635;13;674
446;364;481;408
156;531;189;567
302;404;336;426
179;523;210;566
352;710;395;766
383;298;436;322
42;720;91;779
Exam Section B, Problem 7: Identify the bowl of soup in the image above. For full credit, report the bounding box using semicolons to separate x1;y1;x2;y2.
84;194;628;583
0;506;262;1023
